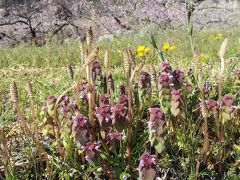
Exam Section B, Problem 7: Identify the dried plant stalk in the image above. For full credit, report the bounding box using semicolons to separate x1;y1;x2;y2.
130;61;144;82
10;82;31;134
83;46;99;68
149;64;156;83
104;50;109;69
218;38;228;102
123;49;131;78
126;48;135;67
86;27;93;46
0;128;14;178
219;38;228;59
67;64;74;80
123;48;133;166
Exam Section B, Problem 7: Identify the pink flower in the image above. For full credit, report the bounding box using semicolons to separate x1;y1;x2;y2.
82;141;100;163
112;103;128;131
206;99;219;112
149;108;165;127
158;72;170;88
160;61;172;73
138;71;151;89
92;60;102;81
108;131;123;141
138;152;157;180
72;115;89;145
118;95;128;107
222;95;233;106
99;94;109;107
95;105;112;128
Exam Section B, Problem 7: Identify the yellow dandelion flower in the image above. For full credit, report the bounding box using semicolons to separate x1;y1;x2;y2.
144;47;150;53
137;51;144;57
162;43;170;51
137;45;145;52
170;45;176;50
212;33;223;40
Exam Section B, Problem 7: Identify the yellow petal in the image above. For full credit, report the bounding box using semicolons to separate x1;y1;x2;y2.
137;45;145;52
137;51;144;57
144;47;150;53
170;46;176;50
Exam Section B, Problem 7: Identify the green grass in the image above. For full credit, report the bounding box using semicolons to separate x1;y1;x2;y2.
0;25;239;179
0;27;239;118
1;26;239;124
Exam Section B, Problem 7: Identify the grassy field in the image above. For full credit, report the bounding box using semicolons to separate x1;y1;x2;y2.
0;26;239;179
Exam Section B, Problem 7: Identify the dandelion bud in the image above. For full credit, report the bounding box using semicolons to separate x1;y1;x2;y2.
72;115;89;146
138;152;157;180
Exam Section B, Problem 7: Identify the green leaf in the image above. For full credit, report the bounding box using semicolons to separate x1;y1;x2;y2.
154;137;165;153
171;107;180;117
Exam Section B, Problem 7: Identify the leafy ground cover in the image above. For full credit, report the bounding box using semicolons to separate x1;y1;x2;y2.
0;26;239;179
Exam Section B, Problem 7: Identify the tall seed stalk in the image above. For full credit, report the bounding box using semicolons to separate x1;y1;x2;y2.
123;49;133;166
0;128;15;179
217;38;228;174
10;82;31;135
